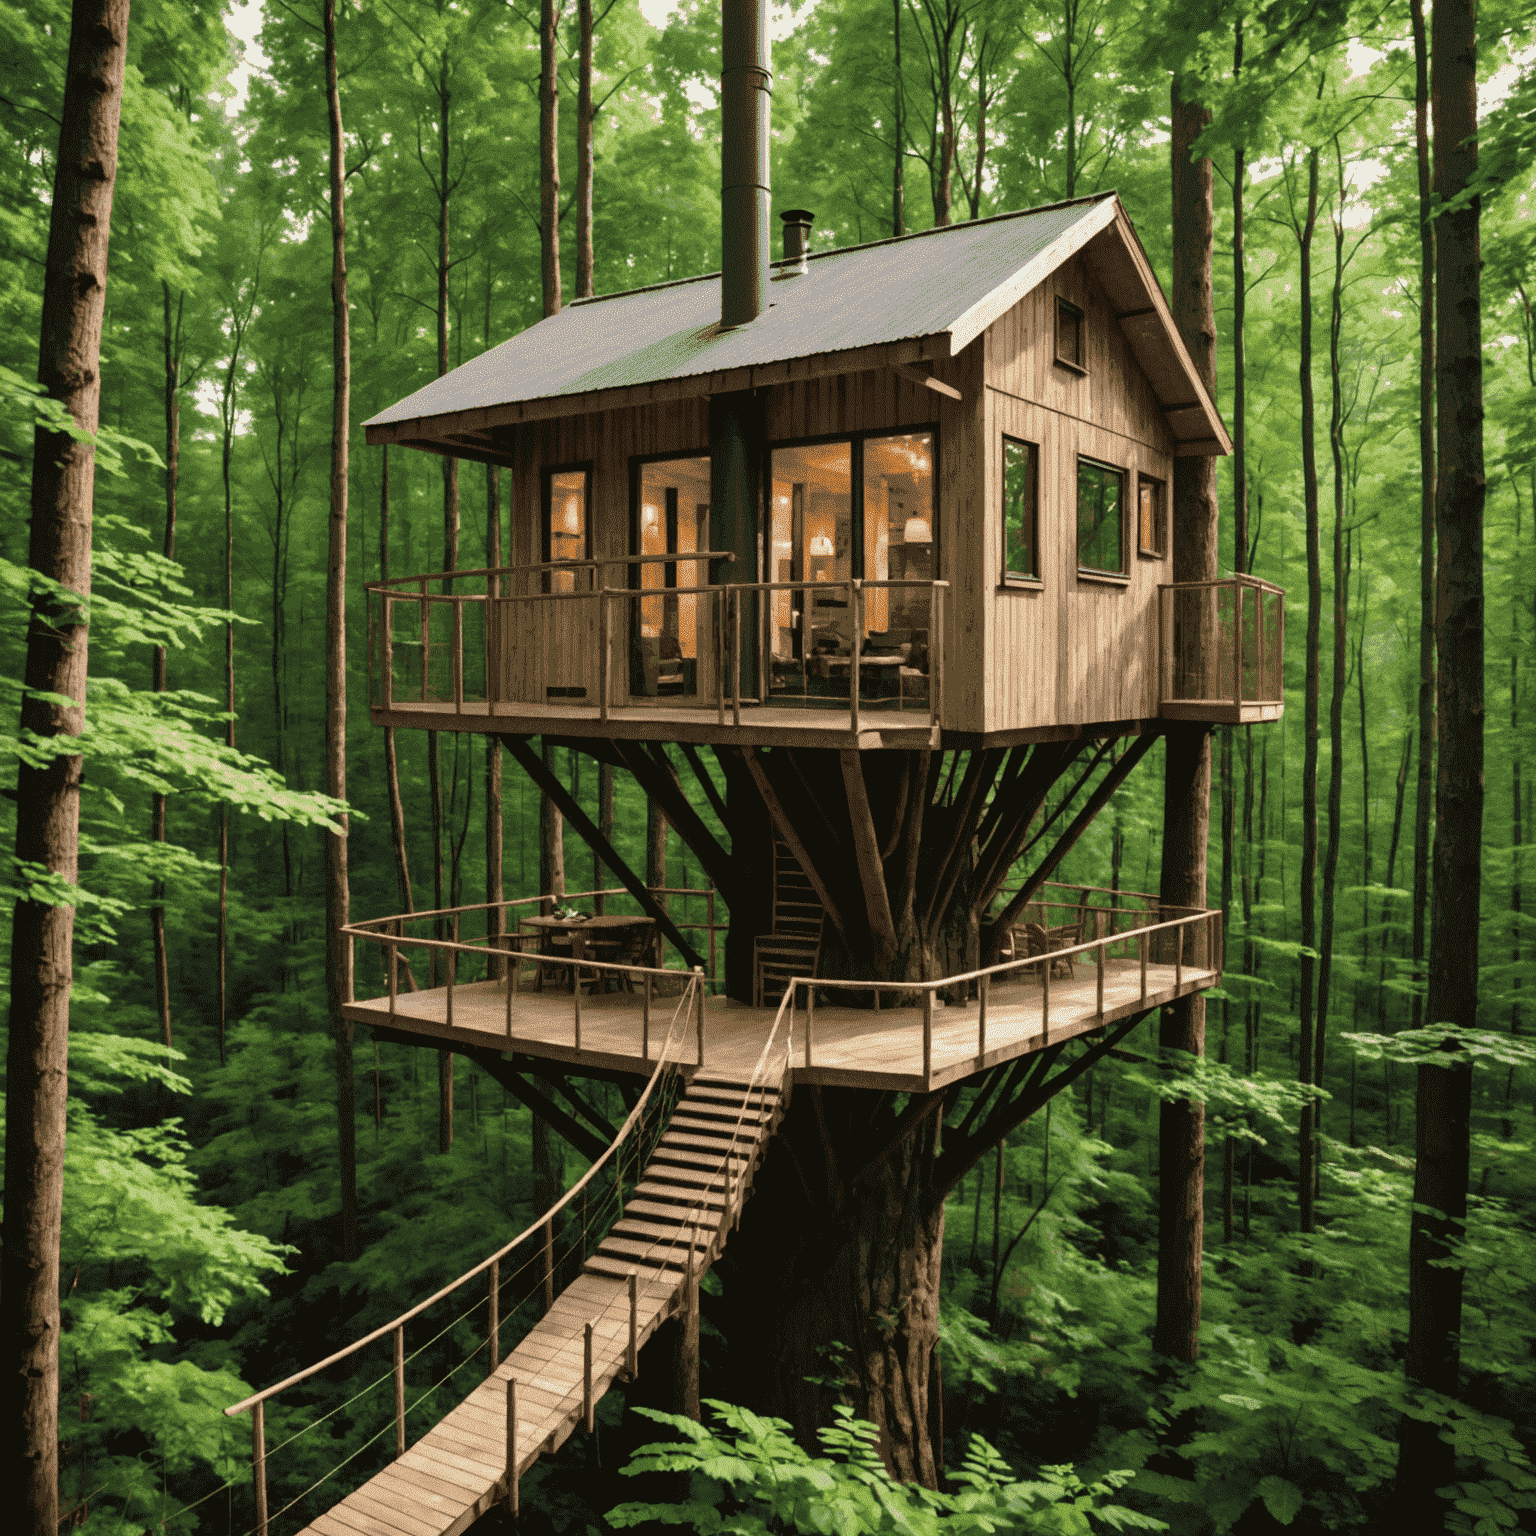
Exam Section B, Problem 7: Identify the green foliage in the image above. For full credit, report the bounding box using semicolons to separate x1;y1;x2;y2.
607;1401;1164;1535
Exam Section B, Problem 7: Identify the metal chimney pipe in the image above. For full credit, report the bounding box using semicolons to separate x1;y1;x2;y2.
779;209;812;262
720;0;771;328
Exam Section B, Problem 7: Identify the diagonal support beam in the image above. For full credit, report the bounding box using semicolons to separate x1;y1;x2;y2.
521;1065;618;1143
613;740;739;905
678;742;729;827
840;750;898;961
500;735;707;970
463;1047;612;1164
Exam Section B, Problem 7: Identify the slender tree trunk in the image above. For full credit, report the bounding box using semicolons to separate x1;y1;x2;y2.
1296;145;1322;1236
151;281;180;1053
540;0;563;317
323;0;359;1262
596;761;614;913
2;6;128;1524
1398;1;1483;1516
380;448;415;918
891;0;905;236
1155;74;1217;1362
1316;159;1349;1185
486;460;504;967
1410;0;1435;1030
576;0;595;300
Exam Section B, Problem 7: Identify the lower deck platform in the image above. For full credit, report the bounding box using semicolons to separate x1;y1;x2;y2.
343;955;1216;1093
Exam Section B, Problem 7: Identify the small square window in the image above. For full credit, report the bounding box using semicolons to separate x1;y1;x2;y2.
1137;474;1165;558
1055;297;1086;371
1077;458;1125;575
1002;437;1039;581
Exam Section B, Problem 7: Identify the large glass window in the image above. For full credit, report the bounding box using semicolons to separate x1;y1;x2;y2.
770;440;852;670
1077;458;1125;575
635;455;709;697
544;466;589;592
1002;437;1039;581
863;433;933;636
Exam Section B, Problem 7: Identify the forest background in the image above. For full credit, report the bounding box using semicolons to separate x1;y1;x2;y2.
2;0;1536;1532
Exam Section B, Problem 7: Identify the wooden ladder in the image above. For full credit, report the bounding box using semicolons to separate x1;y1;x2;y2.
752;836;824;1008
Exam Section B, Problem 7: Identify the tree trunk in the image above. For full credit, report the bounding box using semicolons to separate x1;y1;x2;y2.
1410;0;1435;1031
1154;73;1217;1363
151;280;181;1053
718;1089;946;1486
486;460;504;968
540;0;563;317
380;448;415;918
1296;145;1322;1236
323;0;359;1262
576;0;594;300
1398;0;1483;1516
891;0;905;236
2;5;129;1525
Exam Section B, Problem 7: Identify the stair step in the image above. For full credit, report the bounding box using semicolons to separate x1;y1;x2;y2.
633;1178;728;1207
584;1253;678;1281
676;1100;772;1125
649;1141;754;1170
612;1216;715;1243
594;1236;692;1269
685;1084;780;1107
690;1072;776;1094
626;1196;724;1224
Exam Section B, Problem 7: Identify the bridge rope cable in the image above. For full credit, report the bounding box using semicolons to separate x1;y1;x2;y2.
212;978;699;1531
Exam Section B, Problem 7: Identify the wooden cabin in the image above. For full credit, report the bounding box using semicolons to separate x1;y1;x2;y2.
363;192;1281;750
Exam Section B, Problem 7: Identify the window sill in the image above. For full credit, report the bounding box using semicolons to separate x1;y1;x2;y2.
998;577;1045;592
1076;568;1130;587
1137;547;1166;561
1053;356;1089;376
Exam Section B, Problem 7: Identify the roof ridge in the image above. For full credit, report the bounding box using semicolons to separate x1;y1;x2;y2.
566;192;1118;310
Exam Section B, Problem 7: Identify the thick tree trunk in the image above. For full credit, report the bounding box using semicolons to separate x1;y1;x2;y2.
576;0;594;299
1398;0;1483;1517
1155;74;1217;1362
540;0;563;317
323;0;359;1261
1410;0;1435;1029
1295;147;1322;1235
2;4;129;1525
719;1089;946;1486
891;0;904;236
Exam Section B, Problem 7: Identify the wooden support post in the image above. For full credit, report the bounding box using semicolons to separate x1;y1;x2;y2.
804;983;814;1069
388;938;398;1022
1096;939;1105;1023
731;588;742;728
707;887;717;980
446;946;455;1030
541;1219;554;1314
922;988;933;1086
393;1325;406;1457
850;578;861;736
453;598;464;707
418;579;429;700
1042;960;1051;1044
627;1270;639;1378
694;967;705;1066
574;962;583;1051
383;593;395;709
583;1320;595;1432
505;1376;519;1518
978;971;989;1068
599;589;611;723
716;589;727;727
676;1234;701;1419
1175;927;1184;993
643;970;652;1059
252;1400;268;1536
1140;929;1149;1004
488;1259;500;1374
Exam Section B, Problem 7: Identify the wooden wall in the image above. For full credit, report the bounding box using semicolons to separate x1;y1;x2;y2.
981;251;1177;733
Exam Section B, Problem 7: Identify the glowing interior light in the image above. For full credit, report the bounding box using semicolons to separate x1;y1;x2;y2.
808;533;835;557
903;516;932;544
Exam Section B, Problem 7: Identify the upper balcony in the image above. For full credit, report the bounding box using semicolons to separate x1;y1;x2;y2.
1158;575;1285;726
367;553;947;750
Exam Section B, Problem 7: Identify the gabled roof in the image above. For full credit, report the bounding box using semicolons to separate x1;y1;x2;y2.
364;192;1230;457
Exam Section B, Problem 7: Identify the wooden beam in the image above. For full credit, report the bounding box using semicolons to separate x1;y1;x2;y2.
461;1049;610;1163
677;742;729;827
613;741;739;905
736;747;850;943
892;363;962;401
840;750;898;961
499;735;708;970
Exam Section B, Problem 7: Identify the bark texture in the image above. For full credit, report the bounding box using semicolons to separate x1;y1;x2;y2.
1398;0;1483;1516
2;3;129;1524
1154;74;1217;1362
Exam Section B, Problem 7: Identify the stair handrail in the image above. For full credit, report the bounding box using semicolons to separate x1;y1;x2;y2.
224;971;700;1421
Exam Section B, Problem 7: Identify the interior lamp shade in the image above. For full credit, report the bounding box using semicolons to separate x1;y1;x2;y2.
808;532;835;557
560;494;582;535
903;516;932;544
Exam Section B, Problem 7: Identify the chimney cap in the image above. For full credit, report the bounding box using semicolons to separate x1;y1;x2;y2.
779;208;814;223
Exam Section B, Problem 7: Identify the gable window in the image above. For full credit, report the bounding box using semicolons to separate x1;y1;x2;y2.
1002;436;1039;582
1077;457;1126;576
1137;473;1166;558
543;465;591;592
1055;297;1086;371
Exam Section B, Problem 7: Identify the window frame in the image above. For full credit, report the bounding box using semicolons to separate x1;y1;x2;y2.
1075;454;1129;581
1000;434;1042;588
540;460;594;571
1136;471;1166;560
1054;296;1088;373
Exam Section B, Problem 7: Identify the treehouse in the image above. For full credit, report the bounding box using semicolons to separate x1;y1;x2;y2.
363;194;1283;751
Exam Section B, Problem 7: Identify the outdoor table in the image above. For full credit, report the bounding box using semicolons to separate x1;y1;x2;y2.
519;913;658;992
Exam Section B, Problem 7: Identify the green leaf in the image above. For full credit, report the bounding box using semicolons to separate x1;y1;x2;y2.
1257;1475;1305;1525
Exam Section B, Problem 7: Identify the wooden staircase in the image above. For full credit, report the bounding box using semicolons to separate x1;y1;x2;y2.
752;836;824;1007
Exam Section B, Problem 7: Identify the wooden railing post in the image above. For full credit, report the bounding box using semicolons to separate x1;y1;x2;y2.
804;982;814;1069
583;1320;595;1432
453;597;465;708
921;988;933;1086
388;937;399;1023
541;1219;554;1314
382;593;395;710
252;1400;268;1536
627;1270;639;1379
505;1376;519;1517
1139;928;1148;1005
716;589;727;727
731;588;742;728
694;967;705;1066
642;970;652;1060
1232;582;1244;710
393;1325;406;1457
850;578;861;737
418;579;429;701
1042;959;1051;1044
977;971;989;1069
488;1258;500;1374
1096;938;1105;1023
707;887;717;980
599;589;611;724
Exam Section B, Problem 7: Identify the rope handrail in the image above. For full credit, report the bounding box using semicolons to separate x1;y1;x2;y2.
342;883;720;932
224;974;699;1419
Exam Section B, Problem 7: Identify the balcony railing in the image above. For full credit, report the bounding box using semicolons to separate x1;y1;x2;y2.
1158;575;1285;721
366;555;946;734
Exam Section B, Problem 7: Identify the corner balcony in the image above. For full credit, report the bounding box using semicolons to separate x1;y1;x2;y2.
1158;575;1285;725
366;555;946;751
